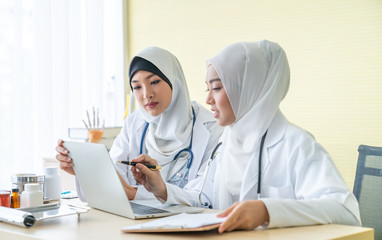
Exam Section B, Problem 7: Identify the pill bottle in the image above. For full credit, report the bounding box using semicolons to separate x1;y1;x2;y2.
21;183;43;208
10;188;20;208
43;167;61;200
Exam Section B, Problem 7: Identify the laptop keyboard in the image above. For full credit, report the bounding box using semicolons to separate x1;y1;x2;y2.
130;202;170;215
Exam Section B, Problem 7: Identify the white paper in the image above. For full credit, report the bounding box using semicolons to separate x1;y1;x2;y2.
123;213;226;230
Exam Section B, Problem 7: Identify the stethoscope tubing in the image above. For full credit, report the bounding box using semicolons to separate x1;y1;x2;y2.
198;130;268;207
139;107;196;170
198;142;222;207
257;130;268;198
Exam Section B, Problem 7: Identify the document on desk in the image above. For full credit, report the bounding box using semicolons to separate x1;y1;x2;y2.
122;213;227;232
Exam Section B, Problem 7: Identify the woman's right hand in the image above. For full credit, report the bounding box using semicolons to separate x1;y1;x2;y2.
55;139;75;175
131;154;167;201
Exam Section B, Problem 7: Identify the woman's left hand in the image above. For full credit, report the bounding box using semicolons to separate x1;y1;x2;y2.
217;200;270;233
116;171;137;200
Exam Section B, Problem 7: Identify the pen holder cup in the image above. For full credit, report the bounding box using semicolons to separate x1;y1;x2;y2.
88;130;103;143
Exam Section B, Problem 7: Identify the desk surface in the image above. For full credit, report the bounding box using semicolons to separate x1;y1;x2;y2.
0;200;374;240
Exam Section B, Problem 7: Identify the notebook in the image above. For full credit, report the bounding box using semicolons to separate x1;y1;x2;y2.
63;141;178;219
122;213;226;232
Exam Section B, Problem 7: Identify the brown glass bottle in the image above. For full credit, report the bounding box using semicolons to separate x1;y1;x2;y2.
11;188;20;208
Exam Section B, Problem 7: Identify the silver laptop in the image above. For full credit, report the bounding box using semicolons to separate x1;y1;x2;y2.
63;141;178;219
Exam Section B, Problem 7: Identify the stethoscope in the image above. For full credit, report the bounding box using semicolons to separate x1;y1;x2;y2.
198;130;268;208
139;107;196;181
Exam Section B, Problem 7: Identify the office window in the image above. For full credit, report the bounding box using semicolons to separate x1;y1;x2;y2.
0;0;125;189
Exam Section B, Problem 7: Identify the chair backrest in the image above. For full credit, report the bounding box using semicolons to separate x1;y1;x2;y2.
353;145;382;240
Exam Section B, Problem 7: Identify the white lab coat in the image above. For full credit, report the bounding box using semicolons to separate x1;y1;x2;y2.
214;111;361;228
109;101;223;200
165;111;361;226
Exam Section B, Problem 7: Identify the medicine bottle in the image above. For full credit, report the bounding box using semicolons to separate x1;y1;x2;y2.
44;167;61;200
21;183;43;208
0;190;10;207
10;188;20;208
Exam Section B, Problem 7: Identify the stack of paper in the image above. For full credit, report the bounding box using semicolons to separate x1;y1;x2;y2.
122;213;226;232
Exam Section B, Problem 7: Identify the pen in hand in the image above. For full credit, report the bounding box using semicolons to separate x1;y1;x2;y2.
118;161;162;170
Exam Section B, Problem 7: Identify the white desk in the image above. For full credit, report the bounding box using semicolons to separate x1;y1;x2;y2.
0;200;374;240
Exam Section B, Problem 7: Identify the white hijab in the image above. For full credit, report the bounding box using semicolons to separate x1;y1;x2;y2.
131;47;193;172
207;40;290;209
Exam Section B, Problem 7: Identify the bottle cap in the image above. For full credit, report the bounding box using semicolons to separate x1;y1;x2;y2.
0;190;11;195
11;173;44;183
25;183;40;191
44;167;58;175
12;188;19;192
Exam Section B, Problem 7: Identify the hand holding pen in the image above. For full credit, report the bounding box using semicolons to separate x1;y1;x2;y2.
129;154;168;200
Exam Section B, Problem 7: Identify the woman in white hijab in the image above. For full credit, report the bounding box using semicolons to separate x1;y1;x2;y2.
206;40;361;232
131;40;361;232
56;46;223;201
